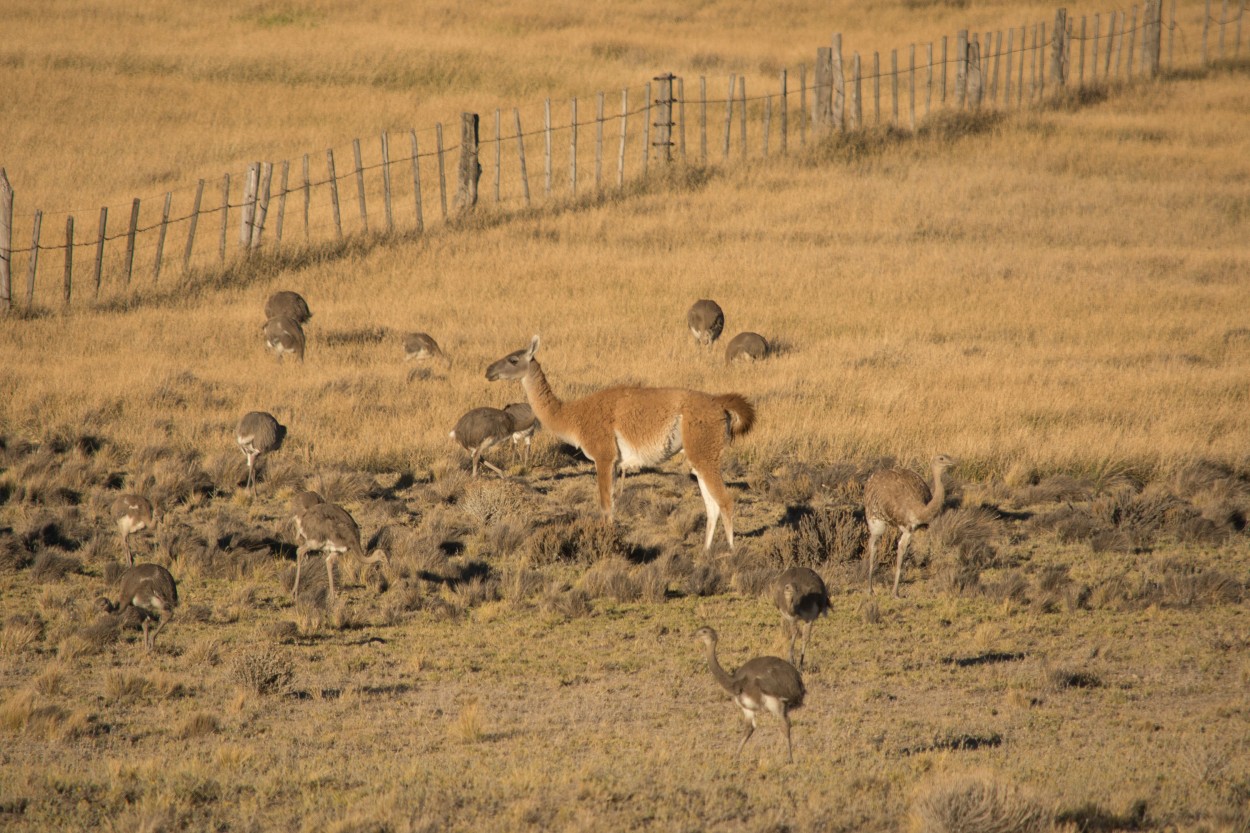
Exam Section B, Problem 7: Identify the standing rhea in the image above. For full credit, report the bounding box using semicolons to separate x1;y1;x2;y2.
235;411;287;497
863;454;957;597
725;331;770;363
263;315;306;362
403;332;451;365
695;626;805;762
486;336;754;550
110;493;154;566
772;567;829;670
292;502;388;602
687;299;725;346
264;290;312;324
97;564;179;652
503;402;538;468
450;407;515;478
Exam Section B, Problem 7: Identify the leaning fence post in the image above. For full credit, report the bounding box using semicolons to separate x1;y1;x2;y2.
275;161;289;244
28;210;42;308
408;130;424;233
514;109;531;206
218;174;229;263
723;74;735;159
956;30;969;107
618;89;629;186
241;162;258;247
125;197;140;286
1144;0;1163;76
832;35;846;131
326;149;343;239
0;169;11;314
63;216;73;307
851;52;863;129
967;36;983;108
93;208;105;296
435;124;448;221
252;163;272;248
1052;8;1069;88
154;191;172;280
352;138;367;231
378;133;392;232
1127;7;1138;76
184;179;203;273
779;70;789;152
455;113;481;213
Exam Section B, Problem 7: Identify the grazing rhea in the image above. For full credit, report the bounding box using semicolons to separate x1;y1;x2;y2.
403;332;451;368
110;493;154;566
97;564;179;652
235;411;287;497
263;315;306;362
687;299;725;347
695;626;805;762
772;567;829;670
503;402;538;468
863;454;957;597
486;336;754;550
289;490;325;543
725;331;770;363
450;407;514;478
292;502;388;602
264;290;312;325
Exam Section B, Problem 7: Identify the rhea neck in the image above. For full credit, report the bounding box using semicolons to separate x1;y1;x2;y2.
702;639;736;695
919;462;948;524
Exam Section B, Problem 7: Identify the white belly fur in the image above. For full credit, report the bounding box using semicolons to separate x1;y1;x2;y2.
615;417;683;470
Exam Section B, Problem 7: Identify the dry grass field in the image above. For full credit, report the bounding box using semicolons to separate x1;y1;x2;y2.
2;1;1250;831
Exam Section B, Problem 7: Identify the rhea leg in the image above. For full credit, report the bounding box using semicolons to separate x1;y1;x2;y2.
893;528;912;598
736;712;757;755
781;712;794;762
798;620;814;670
866;518;887;594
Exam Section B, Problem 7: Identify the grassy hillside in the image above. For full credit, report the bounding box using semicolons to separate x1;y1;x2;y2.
1;0;1249;831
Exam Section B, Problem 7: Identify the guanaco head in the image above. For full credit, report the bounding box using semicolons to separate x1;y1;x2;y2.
485;335;540;382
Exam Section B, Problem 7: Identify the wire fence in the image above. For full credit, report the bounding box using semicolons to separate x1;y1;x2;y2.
0;0;1245;314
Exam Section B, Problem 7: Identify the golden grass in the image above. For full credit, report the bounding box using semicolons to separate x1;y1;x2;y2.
2;1;1250;831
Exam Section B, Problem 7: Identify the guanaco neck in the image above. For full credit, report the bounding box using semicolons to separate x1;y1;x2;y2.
918;463;948;524
521;360;572;439
703;640;736;695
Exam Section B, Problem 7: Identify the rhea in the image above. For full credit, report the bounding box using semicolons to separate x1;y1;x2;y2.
687;299;725;347
292;501;388;602
772;566;829;670
110;493;154;565
263;315;306;362
485;336;754;550
289;490;325;543
236;411;287;497
503;402;538;468
97;564;179;652
265;290;312;325
695;626;805;762
725;331;770;363
449;407;516;478
863;454;957;597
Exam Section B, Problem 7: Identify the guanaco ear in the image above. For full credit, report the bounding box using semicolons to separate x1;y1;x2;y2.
527;335;540;359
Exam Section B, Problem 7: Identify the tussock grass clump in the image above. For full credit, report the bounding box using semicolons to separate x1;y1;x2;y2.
0;689;94;741
0;614;44;656
177;712;221;739
793;504;864;567
229;647;295;695
541;584;593;619
910;772;1051;833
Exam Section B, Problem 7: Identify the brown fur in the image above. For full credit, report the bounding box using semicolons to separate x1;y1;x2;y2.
486;336;754;550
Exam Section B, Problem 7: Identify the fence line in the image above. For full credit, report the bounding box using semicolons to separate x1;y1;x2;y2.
0;0;1244;314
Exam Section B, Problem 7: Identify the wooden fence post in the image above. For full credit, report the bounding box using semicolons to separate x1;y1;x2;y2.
1092;14;1101;81
1079;17;1087;84
618;89;629;186
1127;7;1138;76
63;216;73;307
595;92;605;186
1114;14;1125;76
94;208;105;295
815;46;834;132
956;30;969;107
851;53;863;129
514;109;531;206
1017;25;1026;105
544;99;553;196
799;64;808;144
154;191;172;279
570;98;578;196
643;82;653;172
832;35;846;131
409;131;424;233
326;149;343;239
967;36;983;107
909;45;917;128
699;77;708;162
678;77;686;160
1144;0;1163;76
926;43;935;117
301;155;310;240
241;162;258;247
435;123;448;221
941;36;949;103
873;51;881;123
1006;29;1015;103
253;163;272;248
1169;0;1177;68
655;74;675;163
1219;0;1228;58
763;95;771;156
779;70;789;152
1053;8;1069;88
380;134;393;232
125;198;140;286
455;112;481;213
27;210;41;307
185;180;204;273
274;160;287;246
352;138;367;231
891;49;900;125
218;174;229;262
737;77;747;158
494;109;502;203
723;74;735;159
0;169;10;314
